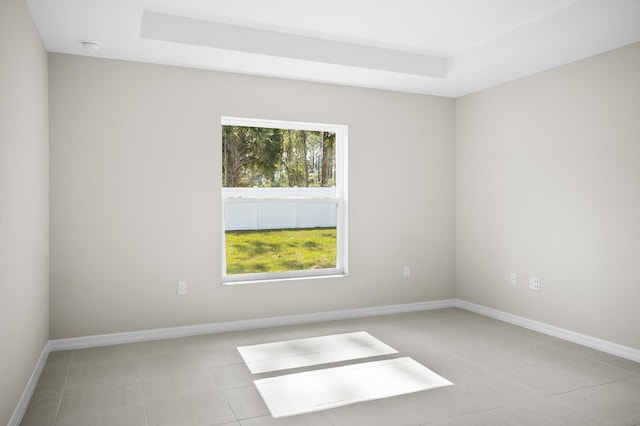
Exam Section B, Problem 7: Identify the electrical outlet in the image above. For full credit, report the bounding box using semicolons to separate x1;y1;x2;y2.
177;280;187;295
403;266;411;278
529;277;541;291
510;273;517;286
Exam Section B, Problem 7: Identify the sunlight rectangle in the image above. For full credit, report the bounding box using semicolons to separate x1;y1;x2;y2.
254;357;453;418
237;331;397;374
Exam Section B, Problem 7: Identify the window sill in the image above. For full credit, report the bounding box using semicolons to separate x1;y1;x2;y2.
222;273;348;286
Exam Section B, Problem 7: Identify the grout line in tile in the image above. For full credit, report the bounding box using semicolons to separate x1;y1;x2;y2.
544;390;611;425
219;388;240;423
137;371;150;426
51;349;75;426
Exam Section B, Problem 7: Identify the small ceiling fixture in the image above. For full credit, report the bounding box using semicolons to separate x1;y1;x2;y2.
81;40;101;51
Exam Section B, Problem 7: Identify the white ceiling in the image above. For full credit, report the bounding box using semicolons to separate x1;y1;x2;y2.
26;0;640;97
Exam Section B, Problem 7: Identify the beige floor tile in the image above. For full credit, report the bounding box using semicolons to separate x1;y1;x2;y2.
144;390;236;426
224;386;270;420
321;386;483;426
403;386;488;424
44;350;74;368
494;398;607;425
19;414;56;426
503;340;574;366
57;381;143;415
211;363;255;390
423;330;496;359
318;396;427;426
455;345;539;373
65;358;141;388
453;373;539;410
387;333;442;353
142;368;219;399
191;345;245;368
33;364;69;392
19;389;62;426
239;412;332;425
55;403;148;426
412;352;488;380
551;377;640;424
138;351;206;381
591;353;640;375
502;362;591;396
72;342;140;364
426;409;515;426
544;356;637;386
134;336;199;357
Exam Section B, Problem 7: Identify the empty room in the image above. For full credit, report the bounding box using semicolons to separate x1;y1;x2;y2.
2;0;640;425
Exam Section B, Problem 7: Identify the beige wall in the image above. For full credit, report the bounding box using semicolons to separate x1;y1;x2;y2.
0;0;50;423
49;54;456;339
456;42;640;350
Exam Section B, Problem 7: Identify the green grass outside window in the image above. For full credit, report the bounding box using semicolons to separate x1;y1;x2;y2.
225;228;337;274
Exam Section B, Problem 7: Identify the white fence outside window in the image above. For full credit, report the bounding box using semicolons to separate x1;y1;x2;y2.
223;187;337;231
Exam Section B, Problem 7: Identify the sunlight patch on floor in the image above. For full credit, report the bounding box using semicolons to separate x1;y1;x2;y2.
237;332;452;418
254;357;453;418
237;331;398;374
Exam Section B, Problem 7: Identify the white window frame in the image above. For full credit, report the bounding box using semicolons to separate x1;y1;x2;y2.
221;116;348;285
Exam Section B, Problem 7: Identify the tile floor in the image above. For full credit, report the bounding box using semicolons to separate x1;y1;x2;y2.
20;308;640;425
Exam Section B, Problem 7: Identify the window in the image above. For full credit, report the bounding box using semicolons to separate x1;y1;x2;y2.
221;117;348;284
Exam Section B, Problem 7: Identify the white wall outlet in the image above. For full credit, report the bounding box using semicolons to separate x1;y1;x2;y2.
403;266;411;278
177;280;187;295
510;273;517;286
529;277;541;291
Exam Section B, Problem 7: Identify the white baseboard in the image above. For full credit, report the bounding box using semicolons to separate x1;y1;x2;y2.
47;298;640;364
49;299;457;351
8;341;51;426
455;300;640;363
